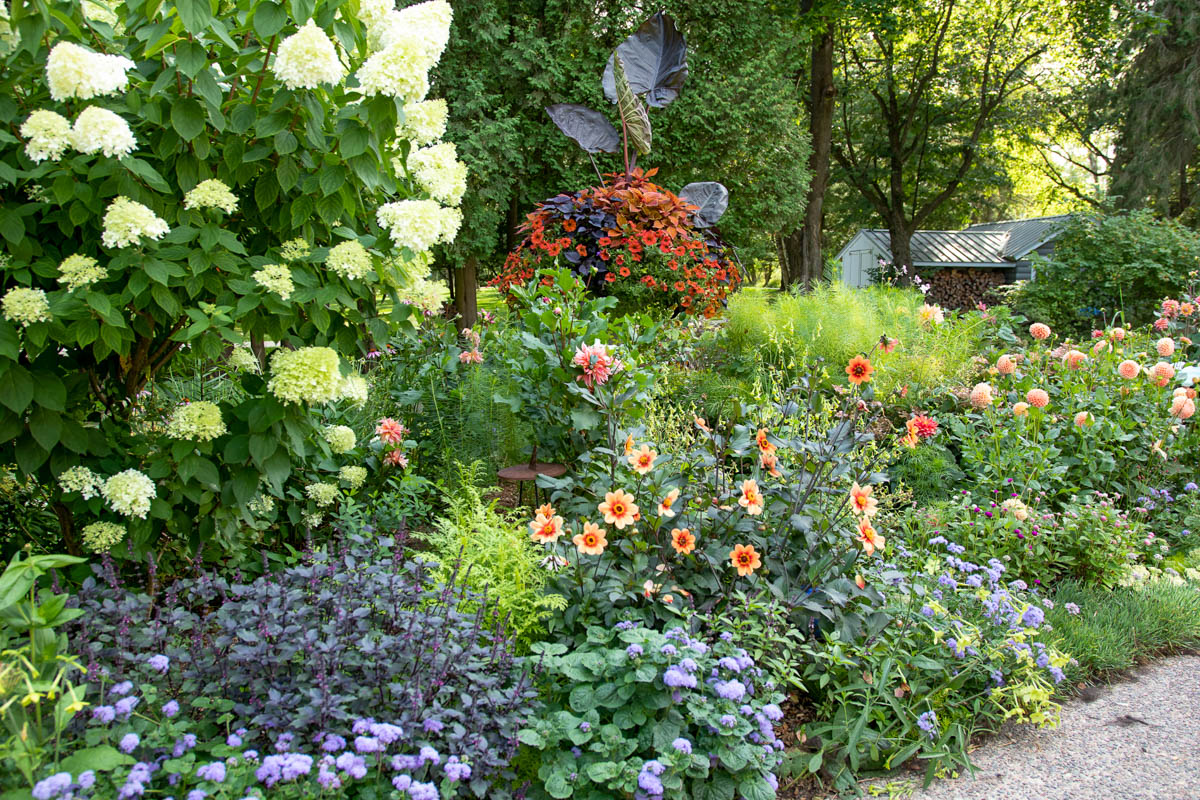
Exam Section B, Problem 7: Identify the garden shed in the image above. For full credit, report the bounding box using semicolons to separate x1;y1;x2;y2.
836;215;1071;306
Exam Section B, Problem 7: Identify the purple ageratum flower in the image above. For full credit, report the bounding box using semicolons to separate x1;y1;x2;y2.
1036;652;1051;668
718;656;742;673
626;644;644;659
187;790;207;800
1065;602;1081;616
715;680;746;701
274;732;295;753
321;734;346;752
336;753;368;779
419;745;440;765
739;704;754;716
408;780;439;800
1048;666;1065;683
91;705;116;724
354;736;384;754
196;762;226;782
146;654;170;674
719;631;734;642
243;750;259;761
671;738;692;755
392;775;412;792
422;718;444;734
660;644;678;657
369;722;404;745
255;753;314;787
719;714;737;728
946;543;966;555
162;700;180;718
679;657;698;673
32;772;72;800
227;733;243;748
578;722;591;732
663;666;697;689
642;759;666;776
615;621;636;631
1022;606;1045;628
109;681;133;697
352;718;375;735
119;733;140;753
114;696;140;718
78;771;96;790
928;535;947;546
920;605;935;617
317;758;342;791
762;703;784;722
444;756;472;782
916;710;938;739
687;640;709;655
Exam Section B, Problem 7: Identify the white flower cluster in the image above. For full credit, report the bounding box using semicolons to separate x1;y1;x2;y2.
82;0;119;26
267;346;344;405
376;199;461;252
1;287;51;327
357;0;451;101
248;492;276;516
338;374;369;406
305;481;340;507
272;19;347;90
396;275;444;315
101;197;169;248
71;106;136;158
326;240;372;281
279;238;312;261
227;347;261;373
323;424;357;454
81;521;125;553
46;42;135;101
102;468;156;519
58;254;108;292
165;401;227;441
359;0;395;29
339;465;368;490
406;142;467;206
20;110;71;162
400;99;448;147
59;465;103;499
253;264;294;300
184;179;239;214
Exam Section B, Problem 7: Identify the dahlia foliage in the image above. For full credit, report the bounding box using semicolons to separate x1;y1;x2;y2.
0;0;464;557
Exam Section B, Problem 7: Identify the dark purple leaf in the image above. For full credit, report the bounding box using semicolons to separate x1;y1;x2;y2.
678;181;729;227
545;104;620;153
601;11;688;108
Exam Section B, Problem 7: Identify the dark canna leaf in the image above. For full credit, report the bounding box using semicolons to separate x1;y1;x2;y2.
545;104;621;153
601;11;688;108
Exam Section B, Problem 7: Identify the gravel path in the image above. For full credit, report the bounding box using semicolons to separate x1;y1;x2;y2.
871;654;1200;800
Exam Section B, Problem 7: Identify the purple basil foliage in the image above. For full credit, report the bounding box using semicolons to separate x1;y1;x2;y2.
66;533;539;794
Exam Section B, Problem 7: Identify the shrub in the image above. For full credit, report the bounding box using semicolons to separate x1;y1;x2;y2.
0;0;465;560
1006;211;1200;335
887;443;964;506
794;536;1068;790
66;532;538;794
520;621;785;800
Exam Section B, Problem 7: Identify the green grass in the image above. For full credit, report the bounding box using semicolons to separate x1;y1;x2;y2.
1046;579;1200;684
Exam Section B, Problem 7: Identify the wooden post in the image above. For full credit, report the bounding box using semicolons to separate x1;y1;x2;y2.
453;256;479;332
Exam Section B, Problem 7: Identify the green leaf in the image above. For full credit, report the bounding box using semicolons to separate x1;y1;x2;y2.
516;728;544;748
59;746;133;776
340;125;370;158
0;365;33;412
28;406;61;450
175;0;214;34
613;55;651;156
0;321;18;361
277;156;300;192
253;1;287;39
585;762;621;783
175;39;208;77
171;98;207;141
256;175;280;211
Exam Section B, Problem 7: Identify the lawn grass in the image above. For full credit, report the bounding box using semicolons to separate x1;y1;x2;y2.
1046;579;1200;684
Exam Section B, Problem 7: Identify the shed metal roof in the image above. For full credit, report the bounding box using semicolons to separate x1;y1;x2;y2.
840;215;1072;267
965;215;1071;259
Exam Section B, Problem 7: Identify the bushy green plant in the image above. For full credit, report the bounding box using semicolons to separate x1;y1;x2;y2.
1006;211;1200;335
520;621;785;800
886;443;964;506
0;0;467;561
421;465;566;650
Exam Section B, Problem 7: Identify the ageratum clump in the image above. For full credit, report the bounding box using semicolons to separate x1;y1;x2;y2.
68;533;538;792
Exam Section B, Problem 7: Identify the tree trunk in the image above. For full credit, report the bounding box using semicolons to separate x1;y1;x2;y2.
888;214;915;285
453;257;478;332
796;27;836;291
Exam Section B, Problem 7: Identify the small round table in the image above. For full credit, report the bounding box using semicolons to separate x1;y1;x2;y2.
497;459;568;509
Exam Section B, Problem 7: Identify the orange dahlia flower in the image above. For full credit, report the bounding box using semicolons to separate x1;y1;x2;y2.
738;479;764;515
658;488;680;518
1029;322;1051;340
849;482;878;517
628;444;657;475
729;543;761;576
755;428;776;455
856;517;885;556
671;527;696;555
1118;360;1141;380
845;355;874;386
760;451;781;477
1157;338;1176;358
599;490;639;529
529;513;564;544
1026;388;1050;408
996;354;1016;375
572;522;608;555
1013;402;1030;416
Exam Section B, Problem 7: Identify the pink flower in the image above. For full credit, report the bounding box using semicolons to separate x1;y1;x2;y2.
384;449;408;467
1111;327;1126;341
968;382;993;409
1029;322;1051;340
1063;349;1087;369
1026;388;1050;408
1118;360;1140;380
1074;411;1091;427
375;418;407;445
996;354;1016;375
1156;338;1175;358
572;341;622;388
459;349;483;364
1154;317;1170;331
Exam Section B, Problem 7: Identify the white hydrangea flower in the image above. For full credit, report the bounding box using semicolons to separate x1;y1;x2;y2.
70;105;137;158
58;465;103;499
326;240;372;281
20;110;72;162
272;20;347;90
247;492;276;516
101;197;169;248
267;346;344;404
253;264;294;300
359;0;394;30
303;511;324;528
338;373;369;406
356;37;430;102
82;0;119;26
165;401;227;441
46;42;135;101
305;481;339;507
405;142;467;206
102;469;156;519
81;521;125;553
227;347;261;373
279;238;311;261
184;179;239;213
399;99;447;147
396;275;443;314
323;424;357;454
1;287;51;327
370;1;451;66
339;465;368;490
58;254;107;292
376;199;460;251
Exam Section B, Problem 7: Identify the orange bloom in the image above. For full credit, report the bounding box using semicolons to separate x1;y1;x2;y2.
534;503;556;519
628;444;657;475
1026;388;1050;408
849;482;878;517
572;522;608;555
599;489;639;529
1013;402;1030;416
375;417;407;445
729;543;761;576
845;355;874;385
1029;322;1051;340
529;513;564;544
1152;361;1175;387
694;416;711;432
1157;338;1176;358
671;527;696;555
562;218;577;232
738;479;764;515
1118;360;1140;380
1063;349;1087;369
623;434;635;456
658;488;680;518
760;451;781;477
856;517;885;556
755;428;776;455
996;354;1016;375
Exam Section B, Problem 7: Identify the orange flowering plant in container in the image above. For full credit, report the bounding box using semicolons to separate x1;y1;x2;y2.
531;344;901;643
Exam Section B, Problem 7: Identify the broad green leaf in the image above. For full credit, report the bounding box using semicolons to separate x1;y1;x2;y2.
171;98;207;141
613;55;651;156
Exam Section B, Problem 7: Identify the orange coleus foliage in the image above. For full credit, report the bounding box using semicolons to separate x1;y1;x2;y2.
489;168;741;316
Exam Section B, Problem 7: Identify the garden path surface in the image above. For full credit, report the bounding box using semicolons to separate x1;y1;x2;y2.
868;654;1200;800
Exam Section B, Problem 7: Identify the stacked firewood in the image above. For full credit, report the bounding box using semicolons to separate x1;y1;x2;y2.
925;268;1009;310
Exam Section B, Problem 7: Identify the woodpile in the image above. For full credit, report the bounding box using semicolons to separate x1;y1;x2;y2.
925;268;1009;310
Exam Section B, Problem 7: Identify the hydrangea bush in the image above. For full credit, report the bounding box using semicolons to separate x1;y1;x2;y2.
0;0;466;559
